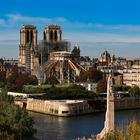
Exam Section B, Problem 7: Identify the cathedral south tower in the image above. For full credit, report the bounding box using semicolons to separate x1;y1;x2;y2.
18;25;38;75
44;24;62;42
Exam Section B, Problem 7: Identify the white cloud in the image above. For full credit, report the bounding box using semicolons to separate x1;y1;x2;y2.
104;24;140;31
1;13;140;43
0;13;139;31
64;32;140;43
6;14;52;23
2;14;67;27
0;13;140;33
1;13;140;59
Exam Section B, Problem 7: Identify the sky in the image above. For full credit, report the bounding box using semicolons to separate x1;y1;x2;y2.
1;0;140;59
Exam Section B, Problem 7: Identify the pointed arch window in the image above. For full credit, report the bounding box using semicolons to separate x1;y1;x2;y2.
54;30;57;41
26;30;30;43
50;30;53;41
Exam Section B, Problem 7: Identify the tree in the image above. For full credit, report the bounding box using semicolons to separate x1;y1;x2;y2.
28;75;38;85
42;86;97;100
128;86;140;97
45;76;59;85
125;120;140;140
96;79;107;93
6;66;38;92
113;85;131;91
0;92;36;140
79;68;103;82
0;71;6;83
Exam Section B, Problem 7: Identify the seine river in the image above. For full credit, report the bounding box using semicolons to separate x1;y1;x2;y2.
29;109;140;140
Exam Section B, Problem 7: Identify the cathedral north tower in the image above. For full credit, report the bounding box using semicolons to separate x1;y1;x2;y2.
19;25;38;75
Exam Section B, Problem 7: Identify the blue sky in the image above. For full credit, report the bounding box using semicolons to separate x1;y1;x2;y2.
1;0;140;59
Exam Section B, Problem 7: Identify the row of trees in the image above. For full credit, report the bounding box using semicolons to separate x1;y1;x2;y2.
0;91;36;140
113;85;131;92
0;65;108;94
113;85;140;97
42;85;98;100
0;66;38;92
8;66;107;94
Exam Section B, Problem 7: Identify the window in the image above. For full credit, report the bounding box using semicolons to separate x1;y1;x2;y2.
26;30;30;43
50;30;53;41
54;30;57;41
62;111;69;114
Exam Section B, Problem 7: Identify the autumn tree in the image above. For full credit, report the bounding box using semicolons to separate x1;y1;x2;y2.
96;79;107;93
104;120;140;140
6;66;38;92
0;71;6;83
79;68;103;82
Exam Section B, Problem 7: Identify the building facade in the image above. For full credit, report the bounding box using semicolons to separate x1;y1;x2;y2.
18;24;83;84
123;64;140;87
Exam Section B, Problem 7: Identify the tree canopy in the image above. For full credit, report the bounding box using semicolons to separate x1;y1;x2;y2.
128;86;140;97
6;66;38;92
42;85;98;100
96;79;107;93
78;68;103;82
0;92;36;140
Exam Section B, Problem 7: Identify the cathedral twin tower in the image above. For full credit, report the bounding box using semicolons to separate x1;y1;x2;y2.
19;24;62;76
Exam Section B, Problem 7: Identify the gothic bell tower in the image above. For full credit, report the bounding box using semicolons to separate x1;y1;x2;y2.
18;25;38;75
43;24;62;42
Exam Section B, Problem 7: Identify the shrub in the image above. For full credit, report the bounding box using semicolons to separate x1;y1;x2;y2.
128;86;140;97
113;85;131;91
42;86;97;100
104;120;140;140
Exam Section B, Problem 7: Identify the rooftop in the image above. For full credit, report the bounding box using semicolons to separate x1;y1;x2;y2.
45;24;61;29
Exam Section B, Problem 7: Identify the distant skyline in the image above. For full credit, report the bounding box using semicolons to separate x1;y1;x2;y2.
1;0;140;59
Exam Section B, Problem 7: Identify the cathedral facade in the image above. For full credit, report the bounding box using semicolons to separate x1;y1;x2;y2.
18;24;81;84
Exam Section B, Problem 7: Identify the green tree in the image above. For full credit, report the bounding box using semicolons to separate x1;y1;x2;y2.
128;86;140;97
0;92;36;140
28;75;38;85
113;85;130;91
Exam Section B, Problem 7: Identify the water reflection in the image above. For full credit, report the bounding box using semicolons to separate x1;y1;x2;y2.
29;109;140;140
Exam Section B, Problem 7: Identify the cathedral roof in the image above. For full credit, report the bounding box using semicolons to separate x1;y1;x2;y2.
45;24;60;29
21;24;36;29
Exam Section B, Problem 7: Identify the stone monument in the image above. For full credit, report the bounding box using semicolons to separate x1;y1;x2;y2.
96;75;114;140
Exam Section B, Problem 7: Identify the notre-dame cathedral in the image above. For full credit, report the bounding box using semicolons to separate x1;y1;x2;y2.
18;24;82;84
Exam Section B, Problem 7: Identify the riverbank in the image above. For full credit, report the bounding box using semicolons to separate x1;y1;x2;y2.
26;97;140;116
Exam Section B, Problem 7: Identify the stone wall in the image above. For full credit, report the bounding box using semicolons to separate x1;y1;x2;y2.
115;97;140;110
26;99;95;116
26;98;140;116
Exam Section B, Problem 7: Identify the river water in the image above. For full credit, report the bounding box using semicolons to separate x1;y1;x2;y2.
29;109;140;140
